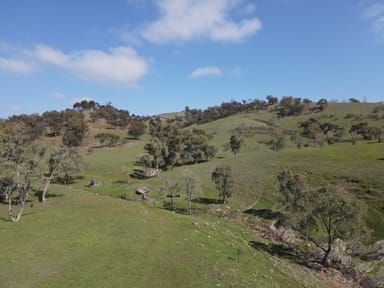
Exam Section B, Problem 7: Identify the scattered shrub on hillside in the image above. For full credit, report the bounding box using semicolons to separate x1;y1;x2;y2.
95;133;120;147
267;131;286;151
128;120;147;139
372;104;384;113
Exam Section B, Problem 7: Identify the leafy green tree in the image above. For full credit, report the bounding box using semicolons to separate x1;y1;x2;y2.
41;145;82;202
278;96;305;116
95;133;120;147
42;110;64;136
183;169;201;215
0;123;45;222
268;131;286;152
229;134;242;156
277;170;368;266
8;114;45;140
62;110;88;147
128;120;147;139
266;95;278;105
59;147;83;185
145;123;216;170
211;165;234;203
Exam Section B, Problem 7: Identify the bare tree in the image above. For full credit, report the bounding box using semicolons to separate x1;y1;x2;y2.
183;170;201;215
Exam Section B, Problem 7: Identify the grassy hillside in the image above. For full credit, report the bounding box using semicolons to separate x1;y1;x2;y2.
0;187;332;288
1;102;383;287
76;103;384;239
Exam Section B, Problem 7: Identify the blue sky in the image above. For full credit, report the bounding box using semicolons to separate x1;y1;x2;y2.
0;0;384;117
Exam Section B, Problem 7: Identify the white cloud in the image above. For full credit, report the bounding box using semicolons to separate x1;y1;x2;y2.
189;66;222;78
0;57;37;75
33;45;69;67
69;47;147;86
0;44;148;87
52;91;66;100
1;42;149;86
362;2;384;40
141;0;262;43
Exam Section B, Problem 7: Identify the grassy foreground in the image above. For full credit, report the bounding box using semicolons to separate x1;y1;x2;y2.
0;186;330;288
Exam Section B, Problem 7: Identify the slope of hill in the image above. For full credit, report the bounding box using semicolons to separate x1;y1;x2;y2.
0;186;340;288
1;102;383;287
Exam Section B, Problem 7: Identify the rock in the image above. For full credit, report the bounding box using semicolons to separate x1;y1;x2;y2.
276;227;298;244
370;240;384;256
329;239;353;267
360;275;382;288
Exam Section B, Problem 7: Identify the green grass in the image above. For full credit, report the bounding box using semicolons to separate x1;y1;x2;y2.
0;187;328;288
1;102;383;287
78;105;384;241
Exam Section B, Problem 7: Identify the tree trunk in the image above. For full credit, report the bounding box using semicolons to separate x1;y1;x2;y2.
41;173;54;202
188;195;192;215
9;194;27;223
321;245;332;266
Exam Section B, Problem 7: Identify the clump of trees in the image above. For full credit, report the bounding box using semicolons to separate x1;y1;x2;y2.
349;122;384;143
299;118;345;146
90;104;130;129
277;170;368;266
73;100;99;110
277;96;306;117
0;117;84;221
0;122;45;222
184;98;269;126
141;120;216;172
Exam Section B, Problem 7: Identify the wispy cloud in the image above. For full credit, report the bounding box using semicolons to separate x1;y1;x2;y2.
0;44;149;87
0;57;37;75
189;66;222;78
139;0;262;43
362;2;384;40
33;45;69;67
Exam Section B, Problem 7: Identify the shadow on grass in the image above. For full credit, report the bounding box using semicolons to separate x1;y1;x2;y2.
35;191;63;200
114;180;129;184
249;241;315;267
129;169;150;180
54;175;85;185
243;208;283;220
378;157;384;161
249;241;296;260
192;197;224;205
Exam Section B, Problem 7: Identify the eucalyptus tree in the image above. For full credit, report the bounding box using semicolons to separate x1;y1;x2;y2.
229;134;242;156
0;122;45;222
277;170;368;266
211;165;234;204
41;145;82;202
